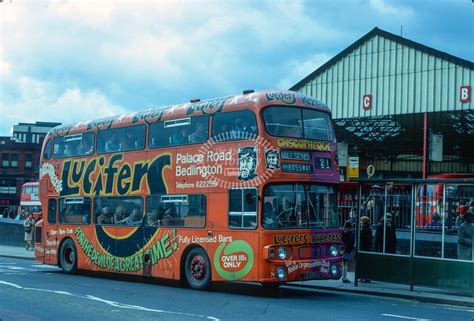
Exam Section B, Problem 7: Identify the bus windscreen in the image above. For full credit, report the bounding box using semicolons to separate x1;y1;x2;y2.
263;106;334;141
262;183;339;229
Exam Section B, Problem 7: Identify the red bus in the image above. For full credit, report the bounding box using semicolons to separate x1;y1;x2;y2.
35;90;343;289
416;173;474;228
19;182;42;220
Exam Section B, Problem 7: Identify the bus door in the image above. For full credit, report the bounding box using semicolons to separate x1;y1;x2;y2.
214;187;259;281
41;198;59;265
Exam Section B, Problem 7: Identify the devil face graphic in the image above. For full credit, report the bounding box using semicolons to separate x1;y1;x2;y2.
238;145;257;181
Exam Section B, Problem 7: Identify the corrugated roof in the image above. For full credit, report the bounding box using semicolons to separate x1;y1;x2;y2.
290;27;474;91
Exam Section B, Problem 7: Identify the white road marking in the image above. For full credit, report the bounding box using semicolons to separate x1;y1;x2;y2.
442;307;474;313
3;266;26;270
382;313;431;321
0;280;220;320
31;264;60;269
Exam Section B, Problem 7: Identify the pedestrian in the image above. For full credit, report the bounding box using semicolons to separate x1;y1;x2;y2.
374;213;397;253
358;216;372;283
23;213;35;251
359;216;372;252
457;211;473;261
342;220;354;283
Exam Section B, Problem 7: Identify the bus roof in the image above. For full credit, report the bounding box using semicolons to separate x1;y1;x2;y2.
21;182;39;187
427;173;474;179
45;90;329;139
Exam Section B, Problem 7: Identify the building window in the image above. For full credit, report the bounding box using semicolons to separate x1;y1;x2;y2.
0;179;16;194
25;154;33;168
11;154;18;168
2;154;9;167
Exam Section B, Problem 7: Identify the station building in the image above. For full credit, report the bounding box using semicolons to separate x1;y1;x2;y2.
291;27;473;180
291;28;473;292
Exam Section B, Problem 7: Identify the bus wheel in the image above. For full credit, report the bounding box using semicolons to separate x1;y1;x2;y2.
184;247;211;290
60;239;77;274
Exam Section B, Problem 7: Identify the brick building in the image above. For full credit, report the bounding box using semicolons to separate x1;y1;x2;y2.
0;122;60;216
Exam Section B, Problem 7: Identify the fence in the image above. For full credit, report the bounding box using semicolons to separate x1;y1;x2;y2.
0;218;27;246
353;178;474;293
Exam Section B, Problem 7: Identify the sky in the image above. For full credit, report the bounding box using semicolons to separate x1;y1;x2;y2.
0;0;473;136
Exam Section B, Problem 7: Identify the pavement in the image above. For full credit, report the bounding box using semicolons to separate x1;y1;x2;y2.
0;244;472;307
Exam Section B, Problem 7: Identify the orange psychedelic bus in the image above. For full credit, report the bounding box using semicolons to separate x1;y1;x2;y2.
35;90;343;289
19;182;42;220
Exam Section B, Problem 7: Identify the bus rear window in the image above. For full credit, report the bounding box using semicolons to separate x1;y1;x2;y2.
263;107;333;141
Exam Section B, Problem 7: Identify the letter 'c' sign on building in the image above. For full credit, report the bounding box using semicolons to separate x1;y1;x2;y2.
362;95;372;110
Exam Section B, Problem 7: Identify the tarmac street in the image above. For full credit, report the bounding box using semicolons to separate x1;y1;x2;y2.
0;246;473;321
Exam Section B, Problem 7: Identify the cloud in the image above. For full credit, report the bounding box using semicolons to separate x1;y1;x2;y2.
369;0;414;16
277;53;333;90
0;0;472;136
0;59;11;76
0;76;125;134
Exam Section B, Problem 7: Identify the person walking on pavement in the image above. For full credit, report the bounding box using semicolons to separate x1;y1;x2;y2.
342;220;354;283
23;213;35;251
457;211;473;261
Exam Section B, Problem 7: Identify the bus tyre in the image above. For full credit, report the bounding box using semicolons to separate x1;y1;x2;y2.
60;239;77;274
184;247;211;290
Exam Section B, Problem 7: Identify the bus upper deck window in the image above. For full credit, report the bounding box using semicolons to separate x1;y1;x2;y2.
149;115;209;148
211;110;257;142
97;125;145;154
53;132;95;158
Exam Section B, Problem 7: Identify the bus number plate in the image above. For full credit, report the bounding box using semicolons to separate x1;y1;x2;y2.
315;157;331;170
280;150;311;161
281;163;313;174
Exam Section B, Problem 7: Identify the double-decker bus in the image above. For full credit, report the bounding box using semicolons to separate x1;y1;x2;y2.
415;173;474;228
35;90;342;289
19;182;42;220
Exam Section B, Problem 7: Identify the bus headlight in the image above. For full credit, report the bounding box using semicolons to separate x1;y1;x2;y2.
277;247;287;260
330;264;339;277
329;244;338;257
276;266;287;281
